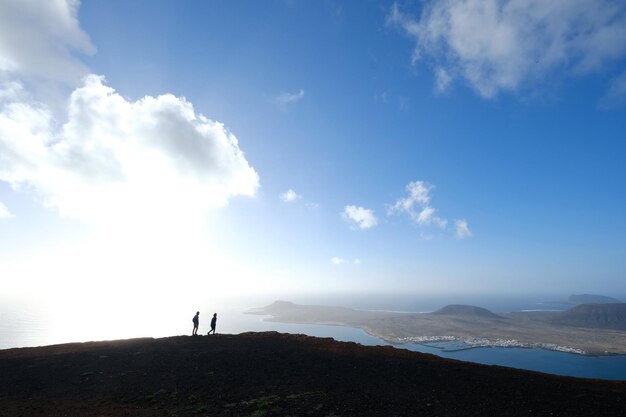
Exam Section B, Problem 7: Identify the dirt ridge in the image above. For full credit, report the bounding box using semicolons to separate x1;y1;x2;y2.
1;332;625;416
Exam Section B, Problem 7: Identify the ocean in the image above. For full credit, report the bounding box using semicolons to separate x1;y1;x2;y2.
2;292;626;380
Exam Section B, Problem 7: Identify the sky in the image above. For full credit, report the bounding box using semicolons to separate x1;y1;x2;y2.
1;0;626;312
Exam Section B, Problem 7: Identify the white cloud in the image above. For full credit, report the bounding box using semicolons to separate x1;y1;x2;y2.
388;180;449;230
342;205;378;230
275;89;305;106
0;75;260;226
280;189;302;202
0;201;13;219
0;0;94;85
0;1;259;228
353;258;362;265
331;256;346;265
417;206;448;228
455;219;472;239
435;67;453;93
388;1;626;98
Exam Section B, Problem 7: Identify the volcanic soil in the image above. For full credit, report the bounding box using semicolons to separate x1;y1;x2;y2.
1;332;625;417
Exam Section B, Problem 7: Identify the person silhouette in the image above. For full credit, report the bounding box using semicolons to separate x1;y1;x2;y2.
192;311;200;336
207;313;217;335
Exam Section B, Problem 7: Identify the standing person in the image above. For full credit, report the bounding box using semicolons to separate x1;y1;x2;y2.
208;313;217;335
192;311;200;336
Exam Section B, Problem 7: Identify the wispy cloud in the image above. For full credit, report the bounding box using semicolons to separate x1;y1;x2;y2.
342;205;378;230
455;219;472;239
275;89;305;106
388;1;626;98
602;70;626;107
389;180;471;239
388;181;447;229
0;202;14;219
330;256;362;265
280;189;302;203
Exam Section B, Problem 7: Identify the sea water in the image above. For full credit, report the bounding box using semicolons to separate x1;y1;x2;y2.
2;292;626;380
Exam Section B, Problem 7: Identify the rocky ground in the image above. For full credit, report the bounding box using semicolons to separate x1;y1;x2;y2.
1;332;625;417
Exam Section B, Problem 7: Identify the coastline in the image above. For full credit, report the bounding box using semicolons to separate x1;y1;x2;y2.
253;302;626;357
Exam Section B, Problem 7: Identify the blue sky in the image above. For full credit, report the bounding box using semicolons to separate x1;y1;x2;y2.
1;0;626;302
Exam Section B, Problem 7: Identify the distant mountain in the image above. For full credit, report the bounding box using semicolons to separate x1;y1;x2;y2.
262;300;298;312
433;304;503;319
552;303;626;330
568;294;621;305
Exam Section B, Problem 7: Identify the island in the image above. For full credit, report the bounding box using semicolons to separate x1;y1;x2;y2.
250;301;626;355
567;294;622;304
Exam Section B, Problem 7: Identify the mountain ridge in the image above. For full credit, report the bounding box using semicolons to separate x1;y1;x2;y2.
1;333;626;416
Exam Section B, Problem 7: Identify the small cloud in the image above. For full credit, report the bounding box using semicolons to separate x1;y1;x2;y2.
353;258;362;265
389;180;471;238
435;67;453;93
388;181;447;229
280;189;302;203
416;206;448;229
275;89;305;106
0;202;14;219
455;219;472;239
342;205;378;230
331;256;346;265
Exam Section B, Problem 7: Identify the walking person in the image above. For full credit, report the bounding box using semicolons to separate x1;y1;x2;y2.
207;313;217;335
192;311;200;336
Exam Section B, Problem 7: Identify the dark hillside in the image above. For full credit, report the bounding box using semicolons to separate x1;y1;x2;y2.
1;332;625;416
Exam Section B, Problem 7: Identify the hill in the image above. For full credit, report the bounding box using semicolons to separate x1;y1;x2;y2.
568;294;622;304
1;333;625;416
552;303;626;330
432;304;503;318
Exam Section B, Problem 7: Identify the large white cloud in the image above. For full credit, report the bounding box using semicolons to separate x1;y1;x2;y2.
0;0;259;227
342;205;378;230
388;0;626;97
0;75;259;225
0;0;94;85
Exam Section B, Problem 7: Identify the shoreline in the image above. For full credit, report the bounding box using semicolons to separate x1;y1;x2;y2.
252;301;626;356
364;329;592;356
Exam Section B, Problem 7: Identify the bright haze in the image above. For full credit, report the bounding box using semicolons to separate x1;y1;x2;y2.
1;1;626;337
